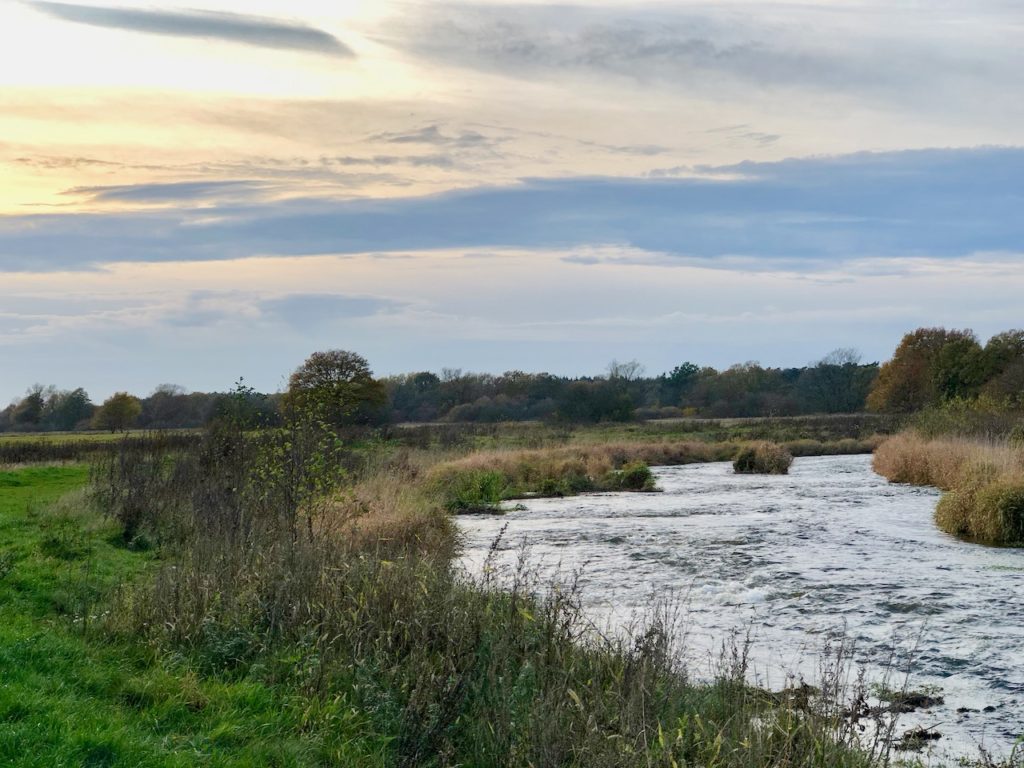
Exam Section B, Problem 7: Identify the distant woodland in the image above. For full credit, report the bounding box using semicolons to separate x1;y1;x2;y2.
3;328;1022;433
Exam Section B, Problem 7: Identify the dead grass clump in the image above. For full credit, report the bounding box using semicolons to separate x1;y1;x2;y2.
733;442;793;475
874;433;1023;490
320;469;456;556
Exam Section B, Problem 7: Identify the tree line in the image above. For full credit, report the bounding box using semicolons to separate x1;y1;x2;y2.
3;328;1021;433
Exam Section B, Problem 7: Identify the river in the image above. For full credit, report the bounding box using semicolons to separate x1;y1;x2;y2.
456;454;1024;761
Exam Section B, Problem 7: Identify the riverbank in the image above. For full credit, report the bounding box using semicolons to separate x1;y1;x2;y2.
1;430;901;767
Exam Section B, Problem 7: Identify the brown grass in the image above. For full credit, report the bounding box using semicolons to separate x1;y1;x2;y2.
873;432;1024;545
873;433;1024;490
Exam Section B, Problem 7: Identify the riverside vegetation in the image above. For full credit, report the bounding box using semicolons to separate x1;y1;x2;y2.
0;409;932;767
874;432;1024;546
862;327;1024;547
871;390;1024;546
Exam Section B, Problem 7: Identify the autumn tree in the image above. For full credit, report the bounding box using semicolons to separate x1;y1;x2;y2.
867;328;986;412
284;350;387;426
607;359;646;382
982;329;1024;402
92;392;142;432
984;330;1024;372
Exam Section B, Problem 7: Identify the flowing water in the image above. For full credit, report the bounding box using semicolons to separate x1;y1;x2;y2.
456;454;1024;761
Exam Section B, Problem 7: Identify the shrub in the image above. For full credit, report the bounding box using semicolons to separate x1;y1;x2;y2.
604;461;656;491
733;442;793;475
90;435;184;542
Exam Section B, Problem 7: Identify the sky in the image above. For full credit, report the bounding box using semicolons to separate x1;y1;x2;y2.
1;0;1022;401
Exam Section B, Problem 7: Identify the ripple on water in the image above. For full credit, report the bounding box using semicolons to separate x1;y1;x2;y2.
457;454;1024;760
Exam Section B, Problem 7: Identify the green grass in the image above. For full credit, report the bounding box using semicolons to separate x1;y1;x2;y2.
0;465;387;767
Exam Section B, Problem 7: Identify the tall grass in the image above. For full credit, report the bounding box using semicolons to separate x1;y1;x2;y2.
873;433;1024;546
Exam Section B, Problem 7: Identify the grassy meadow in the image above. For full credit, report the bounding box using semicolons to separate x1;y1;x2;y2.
0;465;389;766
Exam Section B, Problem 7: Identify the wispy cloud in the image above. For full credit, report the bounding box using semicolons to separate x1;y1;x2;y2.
370;125;497;149
324;154;458;170
13;155;122;170
381;2;1022;111
29;2;354;57
259;293;402;328
65;180;275;204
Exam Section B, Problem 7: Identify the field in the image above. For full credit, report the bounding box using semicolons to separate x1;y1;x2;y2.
0;429;204;445
387;412;898;451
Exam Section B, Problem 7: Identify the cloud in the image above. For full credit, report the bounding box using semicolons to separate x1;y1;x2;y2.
1;147;1022;271
259;293;401;328
164;292;247;328
29;2;354;57
161;290;399;329
380;3;1022;110
370;125;496;149
65;180;275;204
324;154;458;170
704;124;781;148
13;155;122;170
578;141;667;157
